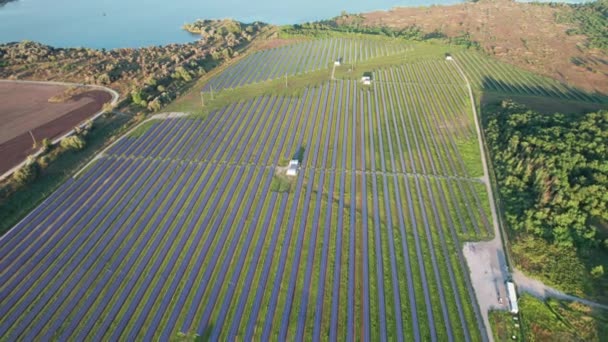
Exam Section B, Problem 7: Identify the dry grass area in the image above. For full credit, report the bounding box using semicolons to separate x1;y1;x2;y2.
252;37;301;51
353;0;608;95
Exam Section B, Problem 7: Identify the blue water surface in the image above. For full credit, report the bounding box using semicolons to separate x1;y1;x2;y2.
0;0;464;49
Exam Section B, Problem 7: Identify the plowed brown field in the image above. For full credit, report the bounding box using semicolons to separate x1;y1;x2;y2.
0;82;111;174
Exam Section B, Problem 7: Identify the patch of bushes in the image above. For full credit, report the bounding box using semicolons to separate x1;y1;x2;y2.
12;158;38;185
60;135;86;150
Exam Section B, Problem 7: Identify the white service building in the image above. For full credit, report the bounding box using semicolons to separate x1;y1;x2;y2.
506;281;519;314
286;160;299;176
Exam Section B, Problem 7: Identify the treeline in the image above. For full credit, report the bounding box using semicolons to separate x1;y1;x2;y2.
183;19;264;45
279;14;480;49
555;0;608;51
486;100;607;248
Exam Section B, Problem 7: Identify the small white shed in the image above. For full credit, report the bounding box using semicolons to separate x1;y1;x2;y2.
286;160;299;176
445;55;454;61
361;76;371;85
334;59;342;66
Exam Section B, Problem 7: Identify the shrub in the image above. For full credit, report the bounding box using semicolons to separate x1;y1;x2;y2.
37;155;51;169
40;138;52;153
12;159;38;185
60;135;86;151
591;265;604;278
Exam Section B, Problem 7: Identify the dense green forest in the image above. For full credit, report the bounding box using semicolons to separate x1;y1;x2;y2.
484;100;608;298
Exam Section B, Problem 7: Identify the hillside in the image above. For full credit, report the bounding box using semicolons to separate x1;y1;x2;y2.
338;0;608;95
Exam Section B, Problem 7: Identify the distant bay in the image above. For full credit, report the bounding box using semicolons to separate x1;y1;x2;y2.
0;0;466;49
0;0;587;49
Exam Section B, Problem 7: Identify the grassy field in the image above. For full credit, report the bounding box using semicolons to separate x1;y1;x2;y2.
2;33;602;340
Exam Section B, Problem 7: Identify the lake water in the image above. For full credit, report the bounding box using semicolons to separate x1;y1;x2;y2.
0;0;466;49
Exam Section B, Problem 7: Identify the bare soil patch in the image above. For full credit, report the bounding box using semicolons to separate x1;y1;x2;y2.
350;0;608;95
0;82;111;174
